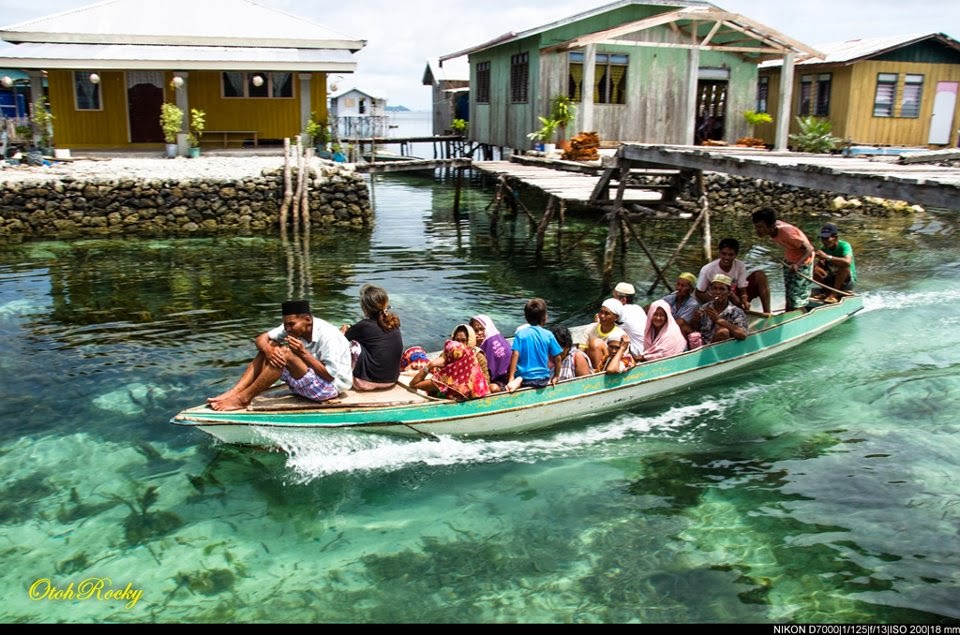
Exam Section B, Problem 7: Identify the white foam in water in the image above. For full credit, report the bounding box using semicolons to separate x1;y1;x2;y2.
273;392;744;482
861;287;960;314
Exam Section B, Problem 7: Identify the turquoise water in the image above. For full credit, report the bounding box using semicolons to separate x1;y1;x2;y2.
1;170;959;623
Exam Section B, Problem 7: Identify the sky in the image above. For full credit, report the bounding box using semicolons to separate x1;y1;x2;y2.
1;0;958;110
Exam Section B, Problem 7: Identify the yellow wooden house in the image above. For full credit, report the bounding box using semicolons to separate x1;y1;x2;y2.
757;33;960;148
0;0;364;150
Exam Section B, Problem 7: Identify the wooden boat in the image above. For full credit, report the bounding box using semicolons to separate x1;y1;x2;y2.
171;295;863;445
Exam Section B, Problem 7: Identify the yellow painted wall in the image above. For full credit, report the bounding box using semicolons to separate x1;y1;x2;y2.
48;70;130;147
180;71;302;140
760;61;960;147
843;60;960;146
47;69;329;148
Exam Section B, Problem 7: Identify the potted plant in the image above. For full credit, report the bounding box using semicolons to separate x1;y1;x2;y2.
550;94;576;150
30;96;55;154
187;108;205;158
526;116;559;153
160;103;184;158
451;118;468;137
736;110;772;148
305;112;331;157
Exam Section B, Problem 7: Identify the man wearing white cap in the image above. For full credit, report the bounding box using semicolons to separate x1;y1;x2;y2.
694;274;749;345
612;281;647;358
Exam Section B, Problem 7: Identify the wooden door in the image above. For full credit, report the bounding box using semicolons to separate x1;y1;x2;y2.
929;81;958;146
127;72;164;143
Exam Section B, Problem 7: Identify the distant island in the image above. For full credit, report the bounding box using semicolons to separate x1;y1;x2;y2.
385;105;411;112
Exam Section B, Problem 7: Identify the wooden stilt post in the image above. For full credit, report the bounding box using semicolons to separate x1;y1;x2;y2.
619;209;672;294
488;175;505;234
557;199;566;253
300;147;310;231
535;196;556;256
453;167;463;217
602;210;620;284
645;203;710;296
697;170;713;262
291;138;304;231
279;138;292;234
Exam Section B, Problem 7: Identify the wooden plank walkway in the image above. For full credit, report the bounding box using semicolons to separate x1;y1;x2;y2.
473;160;663;204
618;144;960;210
354;158;472;173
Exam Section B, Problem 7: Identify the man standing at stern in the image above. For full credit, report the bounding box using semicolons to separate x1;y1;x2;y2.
751;208;815;311
208;300;353;411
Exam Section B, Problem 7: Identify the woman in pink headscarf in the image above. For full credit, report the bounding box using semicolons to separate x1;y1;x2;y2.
640;300;688;361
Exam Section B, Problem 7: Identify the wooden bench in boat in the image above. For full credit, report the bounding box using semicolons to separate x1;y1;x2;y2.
247;373;433;411
201;130;259;148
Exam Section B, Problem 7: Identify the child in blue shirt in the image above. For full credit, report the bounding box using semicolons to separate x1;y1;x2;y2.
506;298;562;392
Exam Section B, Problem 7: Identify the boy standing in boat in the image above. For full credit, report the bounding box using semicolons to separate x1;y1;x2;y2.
506;298;562;392
751;208;815;311
208;300;353;411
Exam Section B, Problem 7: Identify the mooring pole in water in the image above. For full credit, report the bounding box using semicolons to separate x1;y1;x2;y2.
453;167;463;217
279;137;293;235
696;170;712;262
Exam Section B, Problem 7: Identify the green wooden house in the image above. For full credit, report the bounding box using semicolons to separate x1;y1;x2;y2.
757;33;960;149
439;0;818;153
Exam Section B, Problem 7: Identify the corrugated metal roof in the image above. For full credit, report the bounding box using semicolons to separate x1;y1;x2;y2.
760;33;960;67
0;0;365;50
0;42;357;71
440;0;714;60
423;57;469;85
331;87;387;100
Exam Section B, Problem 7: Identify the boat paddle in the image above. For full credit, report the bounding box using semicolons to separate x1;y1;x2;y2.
776;258;855;298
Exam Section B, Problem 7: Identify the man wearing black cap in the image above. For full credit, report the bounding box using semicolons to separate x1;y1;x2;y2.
208;299;353;411
813;223;856;304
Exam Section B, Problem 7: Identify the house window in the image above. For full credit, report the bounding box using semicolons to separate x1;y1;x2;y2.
901;74;924;118
476;61;490;104
222;72;294;98
756;76;769;113
567;52;627;104
815;73;832;116
510;53;529;103
74;72;101;110
595;53;628;104
568;53;583;100
799;75;813;115
873;73;898;117
359;98;366;115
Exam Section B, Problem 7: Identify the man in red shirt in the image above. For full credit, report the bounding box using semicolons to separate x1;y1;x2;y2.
751;208;815;311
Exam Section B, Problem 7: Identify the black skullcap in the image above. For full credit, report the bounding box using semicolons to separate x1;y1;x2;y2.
281;299;311;315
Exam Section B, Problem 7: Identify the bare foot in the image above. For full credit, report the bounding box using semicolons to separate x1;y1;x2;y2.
209;396;249;411
207;389;237;404
505;377;523;393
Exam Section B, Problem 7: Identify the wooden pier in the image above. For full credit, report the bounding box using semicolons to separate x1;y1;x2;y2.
618;144;960;211
471;144;960;289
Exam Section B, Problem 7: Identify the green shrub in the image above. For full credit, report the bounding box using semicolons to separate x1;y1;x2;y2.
789;116;841;153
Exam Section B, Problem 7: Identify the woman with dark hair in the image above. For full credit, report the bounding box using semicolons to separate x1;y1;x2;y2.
550;325;592;380
341;284;404;391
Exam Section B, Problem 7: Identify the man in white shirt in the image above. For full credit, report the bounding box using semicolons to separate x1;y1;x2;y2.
612;282;646;358
696;238;771;314
208;299;352;411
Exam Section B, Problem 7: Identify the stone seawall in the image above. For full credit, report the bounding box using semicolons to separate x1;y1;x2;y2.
703;173;923;217
0;160;372;236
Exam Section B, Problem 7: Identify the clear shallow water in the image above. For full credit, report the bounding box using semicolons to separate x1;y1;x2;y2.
1;172;959;623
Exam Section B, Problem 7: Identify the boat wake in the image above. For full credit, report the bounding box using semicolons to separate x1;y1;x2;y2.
861;287;960;314
268;392;749;482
